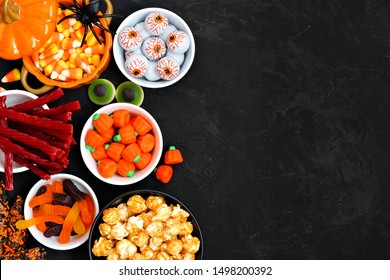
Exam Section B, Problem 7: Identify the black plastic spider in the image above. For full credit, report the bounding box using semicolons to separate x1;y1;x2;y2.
58;0;123;46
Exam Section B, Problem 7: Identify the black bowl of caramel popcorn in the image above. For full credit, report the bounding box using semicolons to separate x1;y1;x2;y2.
88;190;203;260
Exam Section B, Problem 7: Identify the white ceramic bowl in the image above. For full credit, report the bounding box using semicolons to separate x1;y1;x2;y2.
113;7;195;88
24;173;99;250
80;103;163;185
0;90;49;173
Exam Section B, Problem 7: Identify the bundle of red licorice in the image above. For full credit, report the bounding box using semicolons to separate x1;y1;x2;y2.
0;88;80;191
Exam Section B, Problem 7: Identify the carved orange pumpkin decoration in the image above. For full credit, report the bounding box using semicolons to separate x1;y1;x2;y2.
0;0;58;60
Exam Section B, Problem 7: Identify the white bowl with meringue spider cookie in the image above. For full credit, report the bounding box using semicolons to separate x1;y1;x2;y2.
113;7;195;88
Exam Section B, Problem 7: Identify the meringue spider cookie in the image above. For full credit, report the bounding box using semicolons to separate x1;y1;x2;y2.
118;27;143;51
144;11;169;36
142;37;167;61
157;57;180;80
125;54;149;78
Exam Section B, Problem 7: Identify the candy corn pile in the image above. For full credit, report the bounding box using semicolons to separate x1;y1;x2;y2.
28;7;106;82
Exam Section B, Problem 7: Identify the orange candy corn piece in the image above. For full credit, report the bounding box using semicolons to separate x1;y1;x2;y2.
1;68;21;83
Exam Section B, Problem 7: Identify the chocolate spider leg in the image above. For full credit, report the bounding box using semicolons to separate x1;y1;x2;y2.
89;21;102;45
57;13;80;25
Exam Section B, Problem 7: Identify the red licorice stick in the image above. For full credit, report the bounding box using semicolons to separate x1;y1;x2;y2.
10;125;70;149
29;100;81;117
11;153;51;180
0;108;73;133
0;134;63;173
0;126;63;161
48;112;72;122
8;120;73;143
56;155;69;168
29;148;68;168
34;125;73;143
10;87;64;112
0;96;13;191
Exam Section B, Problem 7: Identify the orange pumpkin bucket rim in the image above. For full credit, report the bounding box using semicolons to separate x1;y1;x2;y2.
21;0;114;95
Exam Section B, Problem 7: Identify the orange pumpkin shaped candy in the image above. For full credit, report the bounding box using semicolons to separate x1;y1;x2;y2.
113;124;137;144
112;109;130;128
130;115;152;135
135;152;152;170
85;129;105;149
99;125;115;142
155;165;173;184
137;133;155;153
164;146;183;165
97;158;117;178
117;159;135;177
122;143;141;163
106;142;125;162
93;113;113;133
0;0;58;60
91;145;108;161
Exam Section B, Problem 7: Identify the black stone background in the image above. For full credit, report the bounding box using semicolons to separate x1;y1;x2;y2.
1;0;390;259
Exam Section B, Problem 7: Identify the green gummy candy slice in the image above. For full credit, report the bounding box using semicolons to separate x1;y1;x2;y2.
88;79;116;105
116;81;144;106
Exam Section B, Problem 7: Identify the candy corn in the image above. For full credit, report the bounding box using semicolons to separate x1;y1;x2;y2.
50;32;65;44
31;51;43;71
72;21;83;31
86;33;98;47
61;68;83;80
74;26;85;41
57;74;72;82
62;48;76;61
50;60;68;80
84;43;105;55
39;49;64;68
69;53;91;73
91;54;101;67
0;86;6;92
43;59;59;76
1;69;21;83
62;38;82;49
39;42;59;59
56;18;77;32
